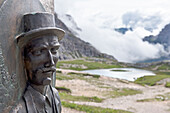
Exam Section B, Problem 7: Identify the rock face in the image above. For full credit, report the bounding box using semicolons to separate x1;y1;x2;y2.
0;0;47;112
142;23;170;62
58;14;82;36
54;13;116;60
143;23;170;49
39;0;54;12
114;27;133;34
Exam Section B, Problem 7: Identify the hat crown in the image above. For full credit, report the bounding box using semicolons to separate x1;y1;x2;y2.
16;12;65;48
24;13;55;32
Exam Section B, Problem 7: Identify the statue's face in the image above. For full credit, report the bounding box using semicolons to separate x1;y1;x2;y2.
24;35;60;85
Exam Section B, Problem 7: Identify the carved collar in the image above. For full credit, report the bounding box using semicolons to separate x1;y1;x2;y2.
26;85;53;112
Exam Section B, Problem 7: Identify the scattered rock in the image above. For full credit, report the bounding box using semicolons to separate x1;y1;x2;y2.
157;78;170;85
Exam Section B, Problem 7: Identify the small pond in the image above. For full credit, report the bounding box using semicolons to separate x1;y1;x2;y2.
82;68;155;81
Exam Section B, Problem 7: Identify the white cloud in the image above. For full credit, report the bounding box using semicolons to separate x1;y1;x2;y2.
79;23;167;62
54;0;170;63
122;11;162;32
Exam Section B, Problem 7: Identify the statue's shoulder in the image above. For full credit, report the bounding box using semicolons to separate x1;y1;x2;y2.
51;86;59;94
12;97;27;113
50;86;62;113
50;86;61;101
12;86;37;113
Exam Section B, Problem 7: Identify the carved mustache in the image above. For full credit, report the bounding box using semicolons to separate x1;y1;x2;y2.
35;66;57;73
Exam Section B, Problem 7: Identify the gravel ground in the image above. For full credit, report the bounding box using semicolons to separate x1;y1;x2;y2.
73;85;170;113
62;107;86;113
57;69;170;113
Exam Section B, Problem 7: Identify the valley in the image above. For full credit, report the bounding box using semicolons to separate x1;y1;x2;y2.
55;58;170;113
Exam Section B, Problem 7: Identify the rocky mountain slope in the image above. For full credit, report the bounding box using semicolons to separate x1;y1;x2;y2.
114;27;133;34
54;13;116;60
143;23;170;62
143;23;170;50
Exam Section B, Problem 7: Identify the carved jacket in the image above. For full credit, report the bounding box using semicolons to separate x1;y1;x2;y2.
14;85;61;113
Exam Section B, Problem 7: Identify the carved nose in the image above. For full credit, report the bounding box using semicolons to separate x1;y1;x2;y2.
44;51;55;67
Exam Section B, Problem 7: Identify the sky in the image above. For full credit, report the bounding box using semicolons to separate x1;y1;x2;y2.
54;0;170;63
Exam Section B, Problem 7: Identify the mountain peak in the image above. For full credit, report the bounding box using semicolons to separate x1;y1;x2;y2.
114;27;133;34
58;14;82;36
142;23;170;62
54;13;116;61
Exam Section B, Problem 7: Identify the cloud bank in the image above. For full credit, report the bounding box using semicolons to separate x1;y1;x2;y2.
79;22;167;62
54;0;170;63
122;11;162;32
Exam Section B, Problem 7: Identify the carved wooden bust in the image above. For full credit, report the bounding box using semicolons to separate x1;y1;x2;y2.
13;12;65;113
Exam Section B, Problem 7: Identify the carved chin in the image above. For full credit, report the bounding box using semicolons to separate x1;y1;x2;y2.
29;71;53;85
42;72;53;85
42;77;51;85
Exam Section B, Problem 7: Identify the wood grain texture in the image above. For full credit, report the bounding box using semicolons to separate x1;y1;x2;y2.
0;0;46;112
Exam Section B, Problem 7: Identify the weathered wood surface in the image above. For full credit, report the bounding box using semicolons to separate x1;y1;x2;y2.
0;0;45;112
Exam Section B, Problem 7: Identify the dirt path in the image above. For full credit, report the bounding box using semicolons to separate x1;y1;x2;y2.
62;107;86;113
73;85;170;113
56;69;170;113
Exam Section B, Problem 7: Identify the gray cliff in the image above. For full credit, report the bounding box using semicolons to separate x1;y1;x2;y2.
54;13;116;60
143;23;170;62
143;23;170;49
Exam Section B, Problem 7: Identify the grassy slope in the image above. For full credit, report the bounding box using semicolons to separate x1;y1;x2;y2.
57;59;122;71
134;71;170;86
62;101;132;113
56;71;140;113
57;58;170;86
56;58;170;112
59;92;103;103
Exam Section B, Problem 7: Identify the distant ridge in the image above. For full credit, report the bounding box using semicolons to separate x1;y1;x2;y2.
142;23;170;62
114;27;133;34
54;13;116;61
143;23;170;49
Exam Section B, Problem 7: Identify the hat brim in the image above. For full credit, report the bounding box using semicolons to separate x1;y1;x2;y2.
15;27;65;48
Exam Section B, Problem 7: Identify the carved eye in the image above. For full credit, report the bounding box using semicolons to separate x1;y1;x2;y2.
32;50;41;56
51;48;58;54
